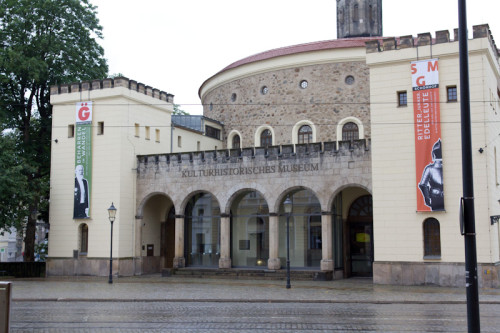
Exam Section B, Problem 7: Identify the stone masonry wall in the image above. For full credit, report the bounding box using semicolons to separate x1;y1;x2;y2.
202;62;370;148
136;140;372;214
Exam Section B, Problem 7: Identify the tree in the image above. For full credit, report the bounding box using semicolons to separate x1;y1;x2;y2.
0;0;108;261
173;104;189;115
0;132;31;234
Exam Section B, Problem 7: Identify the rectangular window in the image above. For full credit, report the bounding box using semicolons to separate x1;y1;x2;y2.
197;141;200;151
145;126;150;140
397;91;407;107
447;86;457;102
177;135;182;148
68;124;75;138
97;121;104;135
205;125;221;140
135;123;140;137
155;129;160;143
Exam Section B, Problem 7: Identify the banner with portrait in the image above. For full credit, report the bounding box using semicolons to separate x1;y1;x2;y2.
411;59;444;212
74;102;93;219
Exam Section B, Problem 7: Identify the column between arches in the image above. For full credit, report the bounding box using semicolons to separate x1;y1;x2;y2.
173;214;185;268
321;211;334;271
219;213;231;268
268;213;281;270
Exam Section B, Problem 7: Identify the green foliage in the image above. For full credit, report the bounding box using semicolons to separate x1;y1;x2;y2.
0;0;108;260
173;104;189;115
0;132;31;231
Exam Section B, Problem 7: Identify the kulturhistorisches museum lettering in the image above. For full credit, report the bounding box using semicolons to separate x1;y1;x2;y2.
181;163;319;178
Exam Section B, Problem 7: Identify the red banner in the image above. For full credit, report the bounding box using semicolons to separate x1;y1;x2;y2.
412;59;444;211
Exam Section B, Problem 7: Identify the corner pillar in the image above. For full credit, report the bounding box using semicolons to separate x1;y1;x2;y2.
321;211;334;271
134;216;143;275
173;215;185;268
268;213;281;270
219;214;231;268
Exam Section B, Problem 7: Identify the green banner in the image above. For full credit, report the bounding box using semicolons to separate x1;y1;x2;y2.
74;102;92;219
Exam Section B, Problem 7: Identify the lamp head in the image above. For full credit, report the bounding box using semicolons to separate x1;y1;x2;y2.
108;202;117;223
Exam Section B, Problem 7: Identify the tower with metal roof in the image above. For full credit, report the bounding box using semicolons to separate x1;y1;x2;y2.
337;0;383;38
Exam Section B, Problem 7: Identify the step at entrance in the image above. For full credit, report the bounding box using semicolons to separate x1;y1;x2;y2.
162;268;333;281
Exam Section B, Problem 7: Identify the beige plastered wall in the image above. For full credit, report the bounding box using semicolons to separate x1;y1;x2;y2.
172;126;222;153
368;37;500;265
49;86;173;261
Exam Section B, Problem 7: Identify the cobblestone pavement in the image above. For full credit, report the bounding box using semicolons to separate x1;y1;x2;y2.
5;275;500;332
10;301;500;332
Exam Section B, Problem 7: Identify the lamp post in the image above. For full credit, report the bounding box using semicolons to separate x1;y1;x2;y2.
108;203;117;284
283;196;293;289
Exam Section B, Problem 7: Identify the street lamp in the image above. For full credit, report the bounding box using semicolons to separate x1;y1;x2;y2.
283;196;293;289
108;203;117;284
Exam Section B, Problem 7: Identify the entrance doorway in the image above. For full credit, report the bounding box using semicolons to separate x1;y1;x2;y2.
347;195;373;277
349;222;373;276
161;207;176;268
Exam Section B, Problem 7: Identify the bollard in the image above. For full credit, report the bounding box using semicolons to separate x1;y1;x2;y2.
0;282;12;333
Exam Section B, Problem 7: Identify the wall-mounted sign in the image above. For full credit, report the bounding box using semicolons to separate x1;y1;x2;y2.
74;102;93;219
411;59;444;211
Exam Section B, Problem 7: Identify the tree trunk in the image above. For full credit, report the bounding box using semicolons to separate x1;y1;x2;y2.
24;213;37;262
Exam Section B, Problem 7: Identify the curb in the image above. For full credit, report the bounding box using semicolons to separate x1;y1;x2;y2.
12;298;500;304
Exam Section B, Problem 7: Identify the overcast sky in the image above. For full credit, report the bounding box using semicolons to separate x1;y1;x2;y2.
89;0;500;115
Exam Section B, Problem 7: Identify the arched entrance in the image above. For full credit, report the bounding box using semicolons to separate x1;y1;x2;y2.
184;192;221;267
230;190;269;267
347;195;373;277
141;194;175;273
278;189;322;268
162;207;176;268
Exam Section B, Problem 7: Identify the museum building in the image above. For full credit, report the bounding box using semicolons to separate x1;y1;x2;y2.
47;1;500;287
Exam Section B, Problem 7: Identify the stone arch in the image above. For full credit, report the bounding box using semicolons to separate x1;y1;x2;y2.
139;192;176;273
292;120;317;144
327;183;372;211
183;190;222;267
180;190;222;215
274;186;321;214
136;191;174;218
224;187;270;215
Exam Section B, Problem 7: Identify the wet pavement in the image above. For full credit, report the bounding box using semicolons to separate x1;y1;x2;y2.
4;275;500;332
7;274;500;304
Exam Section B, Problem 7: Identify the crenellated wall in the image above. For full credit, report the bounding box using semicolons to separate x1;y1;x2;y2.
50;76;175;103
136;139;372;215
366;24;499;59
138;140;369;171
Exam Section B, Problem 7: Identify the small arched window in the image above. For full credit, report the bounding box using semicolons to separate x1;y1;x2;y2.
299;125;312;143
232;135;240;149
298;125;313;144
260;129;272;148
342;122;359;141
423;218;441;258
80;223;88;255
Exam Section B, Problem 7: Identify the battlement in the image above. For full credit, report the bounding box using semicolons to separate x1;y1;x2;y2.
366;24;499;59
50;76;174;103
137;139;370;171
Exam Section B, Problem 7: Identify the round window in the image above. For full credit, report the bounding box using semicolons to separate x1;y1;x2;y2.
300;80;308;89
261;86;269;95
345;75;355;85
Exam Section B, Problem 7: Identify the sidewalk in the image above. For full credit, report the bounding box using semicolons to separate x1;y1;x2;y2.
5;275;500;304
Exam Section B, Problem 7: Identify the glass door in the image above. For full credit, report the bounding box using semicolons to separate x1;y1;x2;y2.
349;222;373;277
